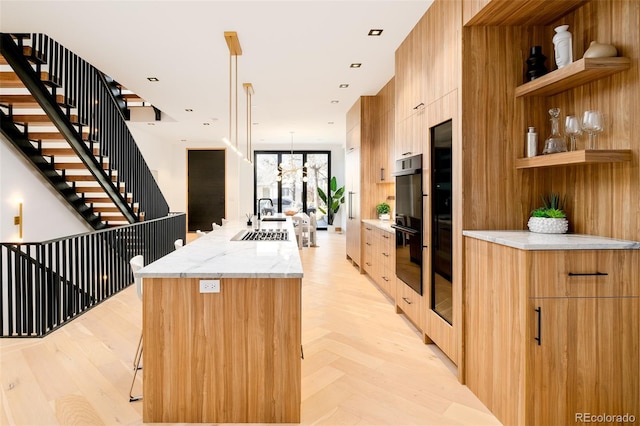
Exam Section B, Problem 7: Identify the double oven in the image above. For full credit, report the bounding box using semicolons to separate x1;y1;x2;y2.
391;154;423;295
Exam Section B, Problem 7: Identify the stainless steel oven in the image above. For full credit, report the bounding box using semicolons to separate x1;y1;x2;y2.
391;154;423;295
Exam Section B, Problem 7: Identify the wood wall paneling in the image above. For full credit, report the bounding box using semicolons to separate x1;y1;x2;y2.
143;277;301;423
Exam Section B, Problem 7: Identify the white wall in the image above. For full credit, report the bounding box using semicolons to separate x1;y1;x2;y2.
0;135;92;242
131;125;346;229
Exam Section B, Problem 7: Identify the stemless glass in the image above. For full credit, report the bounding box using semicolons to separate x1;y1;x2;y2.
565;115;582;151
582;111;604;150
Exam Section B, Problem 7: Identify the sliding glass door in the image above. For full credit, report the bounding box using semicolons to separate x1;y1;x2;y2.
254;151;330;229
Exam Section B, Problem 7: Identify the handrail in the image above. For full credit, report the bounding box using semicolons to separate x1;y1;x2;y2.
0;213;186;337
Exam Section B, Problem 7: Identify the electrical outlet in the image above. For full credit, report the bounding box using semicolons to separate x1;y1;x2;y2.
199;279;220;293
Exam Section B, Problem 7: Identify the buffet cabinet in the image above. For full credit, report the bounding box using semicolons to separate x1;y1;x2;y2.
464;236;639;426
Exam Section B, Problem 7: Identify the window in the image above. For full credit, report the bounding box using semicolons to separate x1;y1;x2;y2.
254;151;330;229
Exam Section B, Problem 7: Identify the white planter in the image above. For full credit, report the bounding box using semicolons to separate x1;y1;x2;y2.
379;214;390;221
527;217;569;234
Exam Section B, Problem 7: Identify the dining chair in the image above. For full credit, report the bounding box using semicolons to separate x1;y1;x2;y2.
196;230;207;237
128;255;144;402
174;239;184;250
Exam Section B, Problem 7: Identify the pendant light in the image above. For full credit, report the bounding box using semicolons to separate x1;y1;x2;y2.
277;132;308;182
224;31;243;158
243;83;254;164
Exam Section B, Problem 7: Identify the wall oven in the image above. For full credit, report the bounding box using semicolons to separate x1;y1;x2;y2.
391;154;423;295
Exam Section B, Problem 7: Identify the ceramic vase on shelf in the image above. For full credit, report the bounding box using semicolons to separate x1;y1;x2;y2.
526;45;548;82
553;25;573;69
583;41;618;58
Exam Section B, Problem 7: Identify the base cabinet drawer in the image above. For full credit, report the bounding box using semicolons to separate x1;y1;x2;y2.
396;278;423;330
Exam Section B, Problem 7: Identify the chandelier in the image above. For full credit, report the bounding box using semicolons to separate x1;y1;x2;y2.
277;132;308;182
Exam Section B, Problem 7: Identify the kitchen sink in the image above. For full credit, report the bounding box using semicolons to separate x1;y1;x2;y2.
231;229;289;241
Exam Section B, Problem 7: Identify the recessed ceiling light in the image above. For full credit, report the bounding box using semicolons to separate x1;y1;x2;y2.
203;122;210;126
185;108;193;112
147;122;155;125
180;139;187;142
339;84;349;88
350;63;362;68
252;122;259;125
328;121;334;125
331;100;339;104
368;29;383;36
147;77;159;82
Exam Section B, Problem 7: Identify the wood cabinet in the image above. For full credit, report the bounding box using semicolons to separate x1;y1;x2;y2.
464;237;639;426
362;222;396;300
396;273;423;331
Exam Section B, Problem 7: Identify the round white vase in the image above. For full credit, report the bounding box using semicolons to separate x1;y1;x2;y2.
553;25;573;68
583;41;617;58
527;217;569;234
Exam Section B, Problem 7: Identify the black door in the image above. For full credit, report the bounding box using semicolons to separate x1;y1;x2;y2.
187;149;225;232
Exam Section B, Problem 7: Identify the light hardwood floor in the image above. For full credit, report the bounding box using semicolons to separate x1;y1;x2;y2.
1;231;501;425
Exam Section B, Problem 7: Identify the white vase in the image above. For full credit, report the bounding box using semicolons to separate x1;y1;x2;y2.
553;25;573;68
379;214;390;221
527;217;569;234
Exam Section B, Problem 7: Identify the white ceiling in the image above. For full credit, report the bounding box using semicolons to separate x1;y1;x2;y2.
1;0;433;149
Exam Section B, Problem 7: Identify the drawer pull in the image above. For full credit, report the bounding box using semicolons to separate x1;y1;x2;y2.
534;307;541;346
402;297;412;305
366;242;371;246
383;235;389;239
366;262;372;266
382;276;389;282
382;252;389;257
568;272;608;277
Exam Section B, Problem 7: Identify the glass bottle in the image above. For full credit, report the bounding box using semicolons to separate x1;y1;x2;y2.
542;108;567;154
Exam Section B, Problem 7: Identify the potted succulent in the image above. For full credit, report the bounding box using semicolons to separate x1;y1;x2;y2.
318;176;345;232
527;192;569;234
376;202;391;221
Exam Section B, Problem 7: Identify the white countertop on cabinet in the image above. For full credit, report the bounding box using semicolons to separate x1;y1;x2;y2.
136;220;303;279
463;230;640;250
362;219;395;233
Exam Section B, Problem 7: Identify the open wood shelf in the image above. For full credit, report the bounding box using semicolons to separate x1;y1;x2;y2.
515;57;631;97
515;149;632;169
465;0;588;26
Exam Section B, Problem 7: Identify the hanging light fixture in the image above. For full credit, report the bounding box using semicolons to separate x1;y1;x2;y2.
243;82;254;164
224;31;243;158
277;132;308;182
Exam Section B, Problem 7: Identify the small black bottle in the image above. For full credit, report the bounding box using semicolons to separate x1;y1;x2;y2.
526;46;548;82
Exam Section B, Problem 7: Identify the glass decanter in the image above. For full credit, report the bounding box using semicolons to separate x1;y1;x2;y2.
542;108;567;154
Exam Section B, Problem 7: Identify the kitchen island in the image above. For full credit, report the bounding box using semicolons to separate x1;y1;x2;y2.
135;219;303;424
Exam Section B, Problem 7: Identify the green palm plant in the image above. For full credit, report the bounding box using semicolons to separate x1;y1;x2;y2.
530;192;567;218
318;176;345;225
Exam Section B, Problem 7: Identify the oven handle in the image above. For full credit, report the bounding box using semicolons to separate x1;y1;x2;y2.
391;224;418;235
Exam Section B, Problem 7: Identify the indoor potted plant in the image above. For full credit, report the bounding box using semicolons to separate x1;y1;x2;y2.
376;202;391;221
527;192;569;234
318;176;345;232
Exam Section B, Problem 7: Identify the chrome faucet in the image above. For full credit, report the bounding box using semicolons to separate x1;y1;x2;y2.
257;198;273;220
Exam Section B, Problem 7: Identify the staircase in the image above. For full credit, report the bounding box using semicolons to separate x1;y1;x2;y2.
0;33;168;228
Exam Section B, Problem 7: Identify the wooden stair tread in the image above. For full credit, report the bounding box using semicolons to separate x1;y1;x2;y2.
65;175;118;182
120;93;145;102
74;186;109;193
0;46;33;65
54;162;108;170
0;93;65;108
12;114;79;125
92;206;124;213
28;131;89;140
41;147;100;156
0;71;51;88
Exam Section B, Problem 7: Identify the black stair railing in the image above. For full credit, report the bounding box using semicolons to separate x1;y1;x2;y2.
0;213;186;338
0;32;169;221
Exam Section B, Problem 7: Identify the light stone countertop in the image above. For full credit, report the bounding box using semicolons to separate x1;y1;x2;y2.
463;230;640;250
136;219;303;279
362;218;395;233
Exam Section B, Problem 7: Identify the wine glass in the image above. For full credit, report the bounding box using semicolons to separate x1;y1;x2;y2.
565;115;582;151
582;111;604;150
